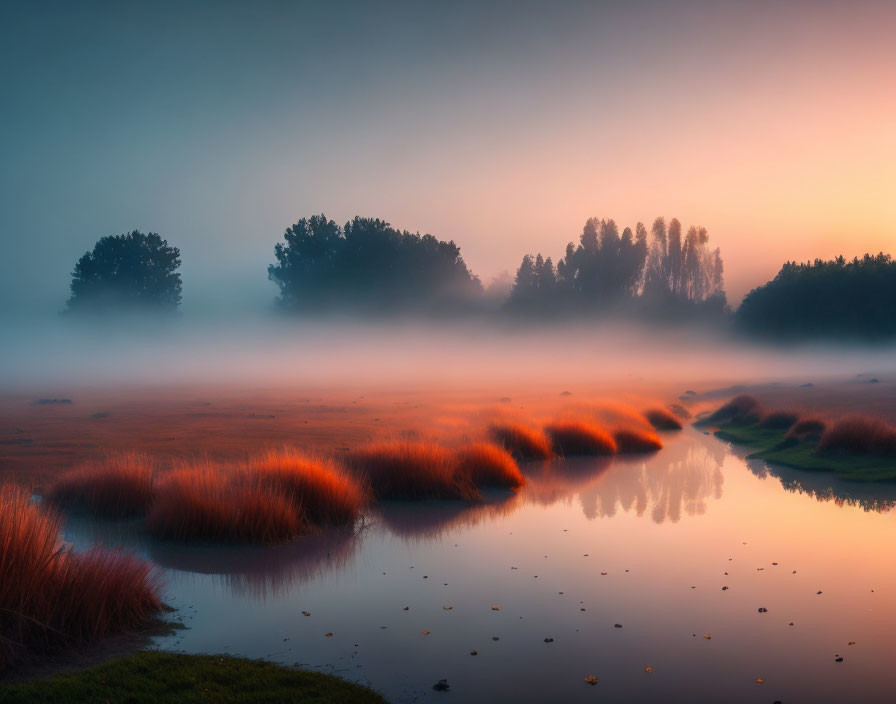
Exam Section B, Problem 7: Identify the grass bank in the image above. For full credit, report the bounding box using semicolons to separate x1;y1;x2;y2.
704;396;896;481
0;651;387;703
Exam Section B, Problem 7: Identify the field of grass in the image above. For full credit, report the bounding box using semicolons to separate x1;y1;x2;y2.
0;651;387;703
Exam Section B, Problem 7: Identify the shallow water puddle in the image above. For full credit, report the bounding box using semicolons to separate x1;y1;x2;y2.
63;430;896;703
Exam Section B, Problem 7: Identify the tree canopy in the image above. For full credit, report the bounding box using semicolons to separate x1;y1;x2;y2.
736;253;896;339
507;216;726;317
268;215;482;312
66;231;182;313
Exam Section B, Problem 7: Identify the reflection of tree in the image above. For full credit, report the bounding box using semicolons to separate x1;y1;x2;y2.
744;457;896;513
376;492;520;542
518;434;726;524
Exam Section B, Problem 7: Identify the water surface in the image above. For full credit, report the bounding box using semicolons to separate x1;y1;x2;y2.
64;430;896;703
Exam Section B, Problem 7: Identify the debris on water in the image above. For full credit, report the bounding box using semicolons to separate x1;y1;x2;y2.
325;633;334;637
492;636;500;641
644;667;653;673
491;605;501;611
848;641;856;645
601;572;607;576
443;606;453;610
580;608;586;611
614;623;623;628
772;562;778;565
584;675;599;685
470;650;478;656
704;634;712;639
758;607;768;613
544;638;554;643
755;678;764;684
423;630;430;635
433;679;450;691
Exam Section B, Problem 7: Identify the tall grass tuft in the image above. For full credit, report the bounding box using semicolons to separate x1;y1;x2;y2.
146;462;305;543
544;421;617;456
454;443;524;489
787;417;826;440
0;485;162;671
614;428;663;453
643;408;683;431
487;422;554;460
347;442;479;501
701;395;762;426
44;453;154;518
248;449;366;527
817;417;896;456
759;411;799;430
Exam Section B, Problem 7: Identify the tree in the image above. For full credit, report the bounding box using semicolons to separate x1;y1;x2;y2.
268;214;482;312
736;253;896;339
66;231;182;313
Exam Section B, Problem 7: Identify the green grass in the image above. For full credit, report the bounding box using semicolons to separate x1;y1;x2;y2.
0;651;388;704
713;423;896;481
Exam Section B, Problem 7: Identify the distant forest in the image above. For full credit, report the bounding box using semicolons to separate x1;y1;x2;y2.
736;253;896;340
63;218;896;340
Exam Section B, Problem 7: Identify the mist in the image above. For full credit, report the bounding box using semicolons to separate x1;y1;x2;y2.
6;311;896;393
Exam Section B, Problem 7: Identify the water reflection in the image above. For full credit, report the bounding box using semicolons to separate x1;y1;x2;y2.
149;530;361;599
521;432;726;523
61;514;362;600
745;457;896;513
375;492;520;541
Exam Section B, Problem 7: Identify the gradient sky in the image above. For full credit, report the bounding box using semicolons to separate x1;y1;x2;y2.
2;0;895;314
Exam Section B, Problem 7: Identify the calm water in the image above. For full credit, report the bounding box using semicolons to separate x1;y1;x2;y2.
63;429;896;703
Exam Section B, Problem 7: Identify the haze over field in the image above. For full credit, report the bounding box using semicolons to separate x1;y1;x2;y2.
2;0;896;317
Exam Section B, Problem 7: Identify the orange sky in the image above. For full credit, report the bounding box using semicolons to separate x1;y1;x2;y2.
2;1;895;311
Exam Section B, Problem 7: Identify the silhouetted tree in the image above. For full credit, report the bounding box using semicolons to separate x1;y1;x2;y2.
268;214;482;312
66;231;182;313
736;253;896;339
508;215;726;318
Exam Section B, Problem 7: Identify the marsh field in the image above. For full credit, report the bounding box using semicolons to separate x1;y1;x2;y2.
4;330;896;703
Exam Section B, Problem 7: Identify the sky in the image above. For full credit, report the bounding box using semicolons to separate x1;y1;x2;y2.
1;0;895;315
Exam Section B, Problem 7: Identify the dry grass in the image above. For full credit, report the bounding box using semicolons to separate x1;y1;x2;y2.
817;417;896;456
787;417;826;440
614;428;663;453
643;408;683;431
43;452;154;518
146;462;305;543
453;443;524;489
0;485;162;671
487;422;554;460
544;421;617;456
248;449;366;527
759;411;799;430
702;395;762;425
346;441;479;501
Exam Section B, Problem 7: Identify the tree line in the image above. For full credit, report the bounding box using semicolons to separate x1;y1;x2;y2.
62;217;896;340
507;217;726;317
